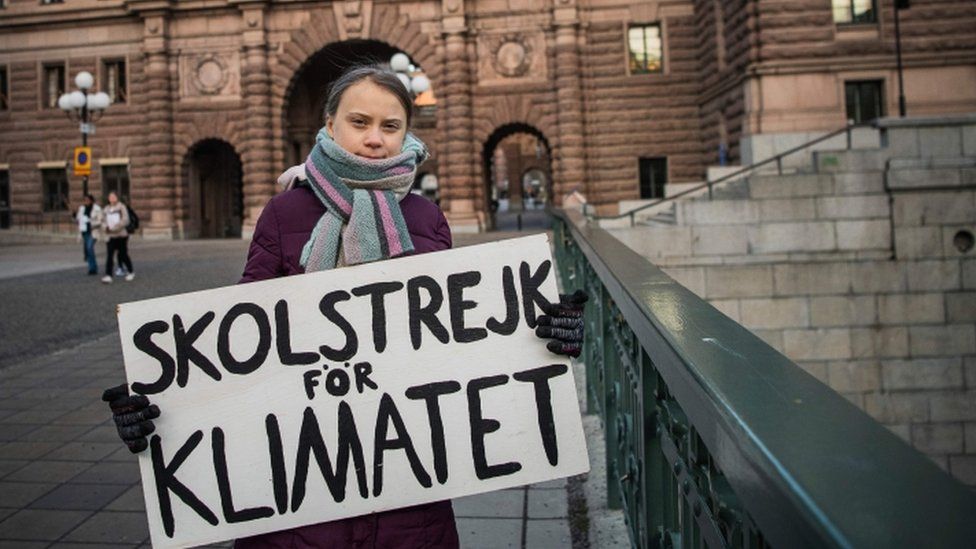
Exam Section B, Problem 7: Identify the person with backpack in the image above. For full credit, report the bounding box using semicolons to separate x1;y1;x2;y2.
101;191;135;283
69;193;103;275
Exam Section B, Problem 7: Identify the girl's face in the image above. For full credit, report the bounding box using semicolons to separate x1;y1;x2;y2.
108;192;118;205
326;79;408;160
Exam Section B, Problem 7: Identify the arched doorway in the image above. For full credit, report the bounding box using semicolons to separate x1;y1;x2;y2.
182;139;243;238
283;40;436;167
482;124;552;231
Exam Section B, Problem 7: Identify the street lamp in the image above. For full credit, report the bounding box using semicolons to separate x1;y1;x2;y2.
389;53;430;98
58;71;111;196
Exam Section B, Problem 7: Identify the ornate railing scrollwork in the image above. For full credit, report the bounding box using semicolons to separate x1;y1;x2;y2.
550;208;976;548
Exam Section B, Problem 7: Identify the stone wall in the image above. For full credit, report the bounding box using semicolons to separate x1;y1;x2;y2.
579;4;703;212
610;116;976;484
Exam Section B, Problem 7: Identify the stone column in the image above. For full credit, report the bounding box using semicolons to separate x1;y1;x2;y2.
553;3;585;206
439;2;481;232
239;5;274;239
140;14;177;239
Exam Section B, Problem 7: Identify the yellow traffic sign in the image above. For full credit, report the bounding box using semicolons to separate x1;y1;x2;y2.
74;146;92;176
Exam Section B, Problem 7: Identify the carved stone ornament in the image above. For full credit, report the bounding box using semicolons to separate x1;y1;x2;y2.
180;52;241;100
193;54;229;95
492;35;532;78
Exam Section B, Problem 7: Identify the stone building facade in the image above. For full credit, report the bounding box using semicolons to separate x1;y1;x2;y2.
0;0;974;237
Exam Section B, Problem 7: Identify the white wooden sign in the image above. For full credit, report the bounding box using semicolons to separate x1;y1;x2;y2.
117;234;589;548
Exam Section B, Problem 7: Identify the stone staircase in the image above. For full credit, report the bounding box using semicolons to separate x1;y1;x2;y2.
602;115;976;486
608;167;893;266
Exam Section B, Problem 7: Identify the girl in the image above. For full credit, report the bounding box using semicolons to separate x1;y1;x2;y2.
104;65;585;548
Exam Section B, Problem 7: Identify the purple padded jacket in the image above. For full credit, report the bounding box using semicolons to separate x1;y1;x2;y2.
236;184;459;549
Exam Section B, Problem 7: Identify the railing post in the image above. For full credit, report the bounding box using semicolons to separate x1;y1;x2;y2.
629;211;634;227
776;156;783;175
707;180;713;200
847;125;852;149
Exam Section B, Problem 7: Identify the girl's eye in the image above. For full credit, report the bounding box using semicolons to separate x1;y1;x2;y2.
384;123;401;131
351;119;367;127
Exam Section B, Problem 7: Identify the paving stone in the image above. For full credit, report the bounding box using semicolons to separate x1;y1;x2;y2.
530;478;566;490
104;484;145;512
0;398;44;412
68;461;140;486
32;397;97;413
20;425;85;443
527;488;568;518
29;483;130;511
455;517;521;548
5;460;92;483
44;442;121;462
48;543;134;549
452;489;524;518
0;424;39;442
74;425;122;444
0;459;28;479
102;446;138;463
525;518;572;548
0;541;49;549
0;409;69;425
51;409;113;427
0;441;62;460
64;511;149;545
0;509;91;541
0;481;57;508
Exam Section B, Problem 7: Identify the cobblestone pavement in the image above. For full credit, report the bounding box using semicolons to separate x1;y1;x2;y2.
0;232;610;548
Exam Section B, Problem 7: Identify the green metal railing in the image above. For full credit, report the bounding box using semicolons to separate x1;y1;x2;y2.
551;207;976;548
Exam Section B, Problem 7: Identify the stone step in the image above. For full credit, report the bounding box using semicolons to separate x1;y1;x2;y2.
814;149;890;174
747;173;836;199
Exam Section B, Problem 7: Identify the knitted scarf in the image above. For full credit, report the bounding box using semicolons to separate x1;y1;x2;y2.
299;128;428;271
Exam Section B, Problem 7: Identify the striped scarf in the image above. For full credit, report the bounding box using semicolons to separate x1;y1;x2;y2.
300;129;428;271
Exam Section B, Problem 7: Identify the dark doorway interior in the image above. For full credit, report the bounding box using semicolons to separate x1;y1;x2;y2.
0;170;9;229
639;157;668;199
184;139;243;238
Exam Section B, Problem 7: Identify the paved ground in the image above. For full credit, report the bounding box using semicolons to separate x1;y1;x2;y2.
0;232;625;548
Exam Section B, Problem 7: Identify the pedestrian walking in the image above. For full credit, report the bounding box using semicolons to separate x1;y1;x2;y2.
102;64;586;548
69;193;102;275
101;191;135;283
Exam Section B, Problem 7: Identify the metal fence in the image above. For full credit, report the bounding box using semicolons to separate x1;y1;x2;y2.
551;207;976;548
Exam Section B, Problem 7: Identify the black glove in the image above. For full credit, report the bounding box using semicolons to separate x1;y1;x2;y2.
102;383;160;453
535;290;588;358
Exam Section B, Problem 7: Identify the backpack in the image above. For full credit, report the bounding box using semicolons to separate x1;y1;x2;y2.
126;205;140;233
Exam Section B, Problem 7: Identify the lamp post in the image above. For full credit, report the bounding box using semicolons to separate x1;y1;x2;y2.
389;53;431;99
57;71;111;196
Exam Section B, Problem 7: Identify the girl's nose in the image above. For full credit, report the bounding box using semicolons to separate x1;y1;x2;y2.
364;126;383;146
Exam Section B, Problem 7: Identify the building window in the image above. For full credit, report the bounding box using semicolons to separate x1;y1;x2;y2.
102;59;127;104
639;157;668;199
628;24;663;74
845;80;885;123
42;63;65;109
833;0;877;24
40;0;64;4
0;66;8;110
101;165;130;203
41;168;69;211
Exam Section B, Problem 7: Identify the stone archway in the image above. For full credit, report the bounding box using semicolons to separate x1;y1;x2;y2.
482;123;552;231
181;139;244;239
